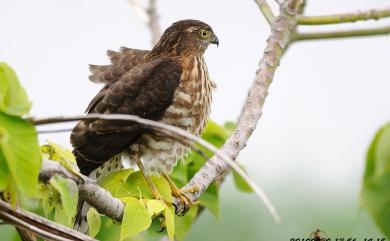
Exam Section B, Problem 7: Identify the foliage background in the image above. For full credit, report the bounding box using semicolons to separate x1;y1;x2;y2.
1;0;390;240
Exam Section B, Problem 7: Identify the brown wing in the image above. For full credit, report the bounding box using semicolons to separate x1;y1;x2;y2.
71;58;182;175
89;47;150;84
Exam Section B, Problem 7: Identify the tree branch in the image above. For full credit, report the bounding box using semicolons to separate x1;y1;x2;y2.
297;7;390;25
34;113;278;220
126;0;161;46
40;159;125;223
0;199;97;241
254;0;276;25
174;0;301;219
146;0;161;45
292;25;390;42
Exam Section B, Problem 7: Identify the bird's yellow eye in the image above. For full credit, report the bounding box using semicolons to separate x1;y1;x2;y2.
199;29;209;39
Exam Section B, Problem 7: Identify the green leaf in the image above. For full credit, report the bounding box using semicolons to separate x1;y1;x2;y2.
0;149;9;191
54;204;71;227
41;194;55;217
0;63;31;116
199;183;220;218
361;123;390;238
146;199;165;217
119;171;172;202
41;142;80;175
3;182;17;206
87;208;101;238
0;113;41;197
175;205;198;241
99;169;134;196
169;161;188;186
164;205;175;241
201;120;231;147
50;176;78;224
233;165;254;193
120;197;151;241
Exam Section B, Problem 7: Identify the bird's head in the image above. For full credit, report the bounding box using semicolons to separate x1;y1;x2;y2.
151;19;219;56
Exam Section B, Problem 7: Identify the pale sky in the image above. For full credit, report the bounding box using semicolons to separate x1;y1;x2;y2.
1;0;390;228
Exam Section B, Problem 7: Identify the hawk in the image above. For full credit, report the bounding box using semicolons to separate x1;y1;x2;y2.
71;19;218;232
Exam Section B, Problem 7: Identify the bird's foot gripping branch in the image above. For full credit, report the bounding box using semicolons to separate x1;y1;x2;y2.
0;63;252;241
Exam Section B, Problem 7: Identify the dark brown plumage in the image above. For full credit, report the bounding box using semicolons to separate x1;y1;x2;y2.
71;19;218;176
72;58;182;174
72;19;218;232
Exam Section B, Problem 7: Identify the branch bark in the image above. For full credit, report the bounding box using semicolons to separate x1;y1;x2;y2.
147;0;161;45
297;7;390;25
0;199;97;241
174;0;301;217
40;159;124;223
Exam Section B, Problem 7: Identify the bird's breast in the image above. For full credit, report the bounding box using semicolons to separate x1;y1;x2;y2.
126;56;215;175
162;56;215;135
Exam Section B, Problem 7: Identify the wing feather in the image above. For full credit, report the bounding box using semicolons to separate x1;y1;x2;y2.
71;58;182;175
89;47;150;84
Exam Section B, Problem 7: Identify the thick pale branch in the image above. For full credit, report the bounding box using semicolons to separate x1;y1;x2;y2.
40;159;125;222
292;25;390;41
254;0;276;25
175;0;300;219
297;7;390;25
0;199;96;241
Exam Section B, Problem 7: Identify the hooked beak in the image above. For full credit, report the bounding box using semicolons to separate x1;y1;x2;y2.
210;34;219;47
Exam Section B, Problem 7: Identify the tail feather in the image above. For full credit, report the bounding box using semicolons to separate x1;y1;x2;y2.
74;200;90;234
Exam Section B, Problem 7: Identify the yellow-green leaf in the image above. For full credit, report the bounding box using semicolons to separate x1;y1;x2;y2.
164;205;175;241
99;169;134;196
50;176;78;223
41;142;80;176
0;149;9;191
0;63;31;116
121;171;172;202
54;205;71;227
87;208;101;238
0;113;41;197
146;199;165;217
120;197;151;241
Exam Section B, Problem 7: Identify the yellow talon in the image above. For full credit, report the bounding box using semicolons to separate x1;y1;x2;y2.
162;174;199;215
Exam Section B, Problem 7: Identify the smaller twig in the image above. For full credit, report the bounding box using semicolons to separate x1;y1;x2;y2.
147;0;161;45
125;0;161;46
274;0;285;5
292;25;390;42
297;7;390;25
254;0;276;25
126;0;149;23
37;128;72;134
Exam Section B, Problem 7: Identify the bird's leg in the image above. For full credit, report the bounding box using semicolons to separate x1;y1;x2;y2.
162;173;200;215
135;158;162;200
